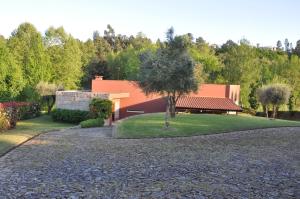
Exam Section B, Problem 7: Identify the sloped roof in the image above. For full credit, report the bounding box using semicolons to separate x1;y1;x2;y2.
176;97;242;111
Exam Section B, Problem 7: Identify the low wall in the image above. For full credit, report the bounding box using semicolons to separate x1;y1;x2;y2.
56;91;109;111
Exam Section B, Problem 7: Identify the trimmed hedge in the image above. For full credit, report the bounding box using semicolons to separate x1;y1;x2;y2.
51;109;91;124
80;117;104;128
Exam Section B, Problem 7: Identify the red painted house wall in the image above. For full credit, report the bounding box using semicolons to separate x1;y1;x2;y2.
92;77;240;119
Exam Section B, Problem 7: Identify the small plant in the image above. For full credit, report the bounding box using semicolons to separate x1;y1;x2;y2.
51;109;91;124
89;98;113;119
80;117;105;128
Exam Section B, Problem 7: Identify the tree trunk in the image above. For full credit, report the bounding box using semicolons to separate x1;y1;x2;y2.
169;96;176;118
165;95;171;128
272;105;276;119
265;105;269;119
46;97;51;114
46;95;56;114
273;105;277;119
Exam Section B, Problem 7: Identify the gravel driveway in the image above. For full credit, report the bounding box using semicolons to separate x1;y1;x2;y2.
0;127;299;198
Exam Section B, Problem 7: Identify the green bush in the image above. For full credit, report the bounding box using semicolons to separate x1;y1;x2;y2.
89;98;113;119
80;117;105;128
51;109;91;124
18;103;41;120
0;108;10;131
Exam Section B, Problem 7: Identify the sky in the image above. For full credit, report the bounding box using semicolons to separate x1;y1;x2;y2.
0;0;299;46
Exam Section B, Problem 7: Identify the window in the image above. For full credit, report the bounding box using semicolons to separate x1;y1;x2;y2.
126;109;144;113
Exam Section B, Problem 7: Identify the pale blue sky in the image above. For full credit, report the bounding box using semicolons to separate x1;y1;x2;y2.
0;0;299;46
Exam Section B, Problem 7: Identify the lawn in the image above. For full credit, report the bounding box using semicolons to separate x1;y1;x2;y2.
116;113;300;138
0;115;74;156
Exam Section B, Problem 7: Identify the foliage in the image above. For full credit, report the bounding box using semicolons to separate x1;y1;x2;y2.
257;84;290;118
80;117;104;128
139;28;198;127
218;42;259;107
189;38;223;83
18;103;41;120
288;94;295;113
0;39;24;101
0;106;19;129
248;83;259;110
51;109;91;124
36;81;60;96
1;22;300;114
7;23;51;87
107;47;141;80
45;27;82;89
36;81;61;114
89;98;113;119
0;108;10;131
16;85;40;102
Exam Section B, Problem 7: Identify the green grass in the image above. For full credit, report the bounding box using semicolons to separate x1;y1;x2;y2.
116;113;300;138
0;115;74;156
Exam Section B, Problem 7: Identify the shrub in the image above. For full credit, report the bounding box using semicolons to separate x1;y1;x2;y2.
51;109;91;124
0;101;35;130
0;108;10;131
89;98;113;119
242;107;256;116
80;117;104;128
18;103;41;120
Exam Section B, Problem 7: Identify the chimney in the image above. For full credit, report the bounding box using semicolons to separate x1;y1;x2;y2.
94;75;103;80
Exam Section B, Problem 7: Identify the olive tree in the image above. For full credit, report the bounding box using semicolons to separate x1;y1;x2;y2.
257;84;290;119
36;81;62;114
138;28;198;127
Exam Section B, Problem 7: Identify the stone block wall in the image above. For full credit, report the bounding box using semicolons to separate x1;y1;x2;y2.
56;91;109;111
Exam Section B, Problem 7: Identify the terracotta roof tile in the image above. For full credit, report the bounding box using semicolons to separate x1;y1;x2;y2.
176;97;242;111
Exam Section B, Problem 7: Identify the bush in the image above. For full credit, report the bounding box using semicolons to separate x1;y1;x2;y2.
0;101;36;130
0;108;10;131
51;109;91;124
242;107;256;116
89;98;113;119
80;117;105;128
18;103;41;120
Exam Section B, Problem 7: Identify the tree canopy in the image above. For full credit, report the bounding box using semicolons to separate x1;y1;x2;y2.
138;28;198;126
0;23;299;113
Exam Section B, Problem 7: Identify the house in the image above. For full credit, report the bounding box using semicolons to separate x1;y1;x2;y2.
91;76;242;120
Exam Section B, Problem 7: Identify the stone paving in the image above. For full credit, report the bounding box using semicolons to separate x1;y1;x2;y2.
0;127;299;198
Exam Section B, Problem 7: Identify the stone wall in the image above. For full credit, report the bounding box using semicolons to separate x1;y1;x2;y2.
56;91;109;111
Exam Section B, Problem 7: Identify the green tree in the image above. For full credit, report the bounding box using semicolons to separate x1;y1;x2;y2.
219;41;259;107
257;84;290;118
248;83;259;110
7;23;51;87
276;40;283;51
190;37;222;83
0;38;24;100
294;40;300;57
107;47;141;80
139;28;198;127
36;81;61;114
45;27;82;89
